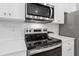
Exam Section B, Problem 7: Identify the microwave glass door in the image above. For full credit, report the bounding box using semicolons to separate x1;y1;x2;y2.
27;3;51;18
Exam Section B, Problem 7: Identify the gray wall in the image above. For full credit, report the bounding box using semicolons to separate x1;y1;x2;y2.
59;11;79;56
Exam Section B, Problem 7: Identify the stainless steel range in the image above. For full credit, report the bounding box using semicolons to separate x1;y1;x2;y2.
25;28;62;56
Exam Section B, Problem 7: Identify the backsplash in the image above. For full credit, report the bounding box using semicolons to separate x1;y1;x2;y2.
0;21;24;41
0;21;59;41
24;23;59;35
44;23;59;35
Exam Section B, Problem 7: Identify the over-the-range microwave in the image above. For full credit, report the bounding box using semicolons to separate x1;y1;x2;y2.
25;3;54;23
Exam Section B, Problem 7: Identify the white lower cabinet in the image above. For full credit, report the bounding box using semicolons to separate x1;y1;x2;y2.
51;35;75;56
6;50;26;56
62;40;74;56
0;39;26;56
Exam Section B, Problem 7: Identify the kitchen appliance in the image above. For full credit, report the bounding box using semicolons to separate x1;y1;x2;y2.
25;28;62;56
25;3;54;23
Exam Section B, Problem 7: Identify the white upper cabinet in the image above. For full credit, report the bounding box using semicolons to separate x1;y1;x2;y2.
52;3;77;24
64;3;77;13
0;3;25;21
52;3;64;24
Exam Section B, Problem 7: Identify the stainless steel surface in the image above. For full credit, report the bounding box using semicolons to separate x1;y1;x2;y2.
25;28;62;56
25;3;54;23
28;43;61;55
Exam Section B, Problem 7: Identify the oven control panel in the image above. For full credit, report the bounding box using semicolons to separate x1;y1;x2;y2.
26;38;62;50
25;28;47;34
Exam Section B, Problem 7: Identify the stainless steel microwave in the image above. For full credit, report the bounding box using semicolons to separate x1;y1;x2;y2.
25;3;54;22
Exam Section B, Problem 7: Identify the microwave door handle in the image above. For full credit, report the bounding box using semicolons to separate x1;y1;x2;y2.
50;8;52;18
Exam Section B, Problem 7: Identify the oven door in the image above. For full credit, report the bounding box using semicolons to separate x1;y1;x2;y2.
31;46;62;56
27;44;62;56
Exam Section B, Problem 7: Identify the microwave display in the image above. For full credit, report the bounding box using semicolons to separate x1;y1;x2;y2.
27;3;51;18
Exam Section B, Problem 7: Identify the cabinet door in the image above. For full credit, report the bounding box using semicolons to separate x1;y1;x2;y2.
64;3;76;13
0;39;26;56
52;3;64;24
62;40;74;56
0;3;25;21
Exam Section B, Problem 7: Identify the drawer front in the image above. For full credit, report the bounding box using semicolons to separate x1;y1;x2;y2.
62;46;74;56
62;40;74;48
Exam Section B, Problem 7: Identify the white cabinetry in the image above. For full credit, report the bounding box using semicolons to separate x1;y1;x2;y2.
52;3;64;24
0;3;64;23
64;3;77;13
0;39;26;56
51;35;75;56
5;50;26;56
0;3;25;21
62;40;74;56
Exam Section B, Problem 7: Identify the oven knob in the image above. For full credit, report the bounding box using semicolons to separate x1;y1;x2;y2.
26;30;28;32
29;30;31;32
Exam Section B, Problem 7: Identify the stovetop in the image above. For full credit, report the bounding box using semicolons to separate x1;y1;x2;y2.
26;37;62;50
